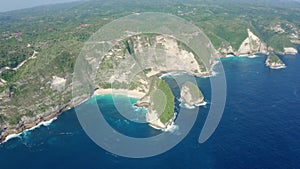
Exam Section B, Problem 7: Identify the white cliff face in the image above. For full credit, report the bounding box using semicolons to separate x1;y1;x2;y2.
218;42;235;56
146;110;168;129
180;82;204;108
284;47;298;55
0;78;6;87
238;29;268;55
238;36;251;55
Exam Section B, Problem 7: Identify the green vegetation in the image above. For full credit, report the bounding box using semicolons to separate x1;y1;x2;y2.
0;114;7;123
0;0;299;128
267;53;284;64
148;76;175;124
7;114;22;125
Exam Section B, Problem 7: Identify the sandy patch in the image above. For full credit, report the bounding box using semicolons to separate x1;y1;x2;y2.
93;88;145;99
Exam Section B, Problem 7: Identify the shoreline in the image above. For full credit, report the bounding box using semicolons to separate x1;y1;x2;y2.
269;65;287;69
0;89;145;144
0;97;88;144
93;88;146;99
1;117;57;144
0;112;60;144
0;63;222;144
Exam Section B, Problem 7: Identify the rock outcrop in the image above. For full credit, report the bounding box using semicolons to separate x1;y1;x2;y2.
218;41;235;56
51;76;67;92
265;53;286;69
180;81;204;108
284;47;298;55
238;29;268;55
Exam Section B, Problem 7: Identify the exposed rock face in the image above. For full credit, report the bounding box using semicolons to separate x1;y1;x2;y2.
146;110;172;129
284;47;298;55
51;76;67;92
0;79;6;87
238;29;268;55
93;33;216;129
180;81;204;108
94;33;214;94
218;42;235;56
265;53;286;69
1;33;215;142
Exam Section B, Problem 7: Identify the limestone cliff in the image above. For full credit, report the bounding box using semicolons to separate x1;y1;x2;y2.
218;41;235;56
180;81;204;108
238;29;268;55
284;47;298;55
93;34;215;129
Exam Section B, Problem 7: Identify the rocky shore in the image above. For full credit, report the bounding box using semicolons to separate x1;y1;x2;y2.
0;97;87;144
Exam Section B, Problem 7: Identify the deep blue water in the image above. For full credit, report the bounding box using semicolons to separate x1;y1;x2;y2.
1;47;300;169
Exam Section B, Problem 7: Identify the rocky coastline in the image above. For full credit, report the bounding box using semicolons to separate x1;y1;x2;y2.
1;28;298;144
218;29;298;58
0;97;87;144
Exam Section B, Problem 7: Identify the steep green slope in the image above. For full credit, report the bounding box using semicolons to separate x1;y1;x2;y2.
148;76;174;124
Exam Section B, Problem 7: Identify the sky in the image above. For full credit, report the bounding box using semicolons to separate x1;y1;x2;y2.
0;0;300;12
0;0;80;12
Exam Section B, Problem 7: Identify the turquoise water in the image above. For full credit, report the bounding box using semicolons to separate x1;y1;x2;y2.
0;46;300;168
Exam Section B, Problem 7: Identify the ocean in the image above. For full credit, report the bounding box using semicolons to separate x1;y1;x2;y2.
0;46;300;169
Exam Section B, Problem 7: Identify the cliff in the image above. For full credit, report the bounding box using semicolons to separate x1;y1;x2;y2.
94;34;214;129
238;29;268;55
284;47;298;55
180;81;204;108
144;77;175;129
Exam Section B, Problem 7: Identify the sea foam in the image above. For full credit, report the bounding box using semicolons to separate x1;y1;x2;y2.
2;133;22;144
1;117;57;144
162;123;179;133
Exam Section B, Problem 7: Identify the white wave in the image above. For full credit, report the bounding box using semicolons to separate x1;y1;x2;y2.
199;59;220;78
1;133;22;144
248;54;260;58
195;101;207;106
270;65;287;69
238;54;249;57
132;105;145;111
162;123;179;133
226;55;235;58
204;70;218;78
159;71;186;78
148;124;163;130
238;54;260;58
42;117;57;126
1;117;57;144
180;102;195;109
179;98;208;109
24;117;57;133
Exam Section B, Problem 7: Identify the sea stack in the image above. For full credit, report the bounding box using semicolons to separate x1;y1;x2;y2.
180;81;205;108
265;53;286;69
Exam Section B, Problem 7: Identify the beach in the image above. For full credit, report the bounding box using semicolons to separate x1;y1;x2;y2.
93;88;146;99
